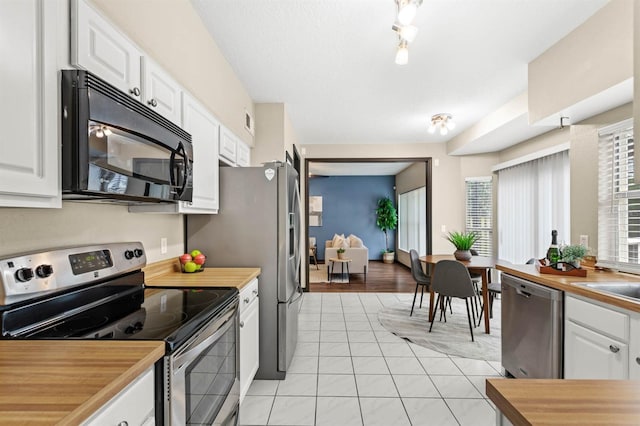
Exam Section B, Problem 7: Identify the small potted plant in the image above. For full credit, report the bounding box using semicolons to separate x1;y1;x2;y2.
560;244;588;268
337;247;346;260
445;231;479;261
376;197;398;264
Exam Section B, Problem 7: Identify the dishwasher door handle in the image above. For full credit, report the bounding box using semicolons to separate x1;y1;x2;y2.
515;288;532;298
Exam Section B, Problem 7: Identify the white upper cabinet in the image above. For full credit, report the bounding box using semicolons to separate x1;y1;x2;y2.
236;140;251;167
220;126;251;167
180;93;220;213
142;57;183;125
0;0;61;208
71;0;142;100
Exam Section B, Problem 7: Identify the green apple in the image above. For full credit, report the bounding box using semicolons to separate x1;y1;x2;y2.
183;261;197;273
190;249;202;258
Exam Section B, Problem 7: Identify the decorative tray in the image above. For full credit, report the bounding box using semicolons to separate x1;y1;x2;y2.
535;259;587;277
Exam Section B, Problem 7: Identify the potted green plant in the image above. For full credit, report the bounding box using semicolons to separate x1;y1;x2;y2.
337;247;346;260
560;244;588;268
445;231;479;261
376;197;398;264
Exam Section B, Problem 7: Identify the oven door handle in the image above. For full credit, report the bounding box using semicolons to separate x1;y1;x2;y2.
173;309;236;372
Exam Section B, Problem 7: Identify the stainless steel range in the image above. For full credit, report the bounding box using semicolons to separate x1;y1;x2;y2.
0;242;239;426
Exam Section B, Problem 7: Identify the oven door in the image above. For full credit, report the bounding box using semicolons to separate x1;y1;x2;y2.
167;300;239;426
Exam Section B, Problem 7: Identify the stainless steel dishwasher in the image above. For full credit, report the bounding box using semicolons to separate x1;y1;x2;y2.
501;273;564;378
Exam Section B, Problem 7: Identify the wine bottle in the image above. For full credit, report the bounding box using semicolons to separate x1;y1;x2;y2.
546;230;560;267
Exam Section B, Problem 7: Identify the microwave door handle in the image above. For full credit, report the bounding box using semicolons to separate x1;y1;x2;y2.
169;147;177;188
177;142;189;198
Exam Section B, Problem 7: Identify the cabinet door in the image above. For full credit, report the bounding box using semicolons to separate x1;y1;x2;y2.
143;57;182;125
72;0;142;99
565;321;628;379
180;93;220;213
219;127;238;164
240;300;259;402
630;315;640;380
0;0;60;208
83;367;155;425
236;141;251;167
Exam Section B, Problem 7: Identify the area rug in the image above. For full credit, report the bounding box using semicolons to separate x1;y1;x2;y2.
308;263;350;284
378;297;501;361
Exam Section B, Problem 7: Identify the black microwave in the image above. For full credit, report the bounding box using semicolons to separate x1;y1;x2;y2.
61;70;193;203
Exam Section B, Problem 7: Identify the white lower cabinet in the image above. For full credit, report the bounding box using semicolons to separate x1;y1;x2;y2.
564;294;636;379
82;367;155;426
0;0;61;208
239;278;260;402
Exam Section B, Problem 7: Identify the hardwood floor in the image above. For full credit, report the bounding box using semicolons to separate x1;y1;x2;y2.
307;260;416;293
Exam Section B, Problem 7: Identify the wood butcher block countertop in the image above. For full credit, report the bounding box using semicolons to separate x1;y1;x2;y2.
0;340;164;425
144;264;261;289
486;378;640;425
495;261;640;313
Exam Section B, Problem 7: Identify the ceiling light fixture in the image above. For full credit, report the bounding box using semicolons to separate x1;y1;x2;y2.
396;0;422;25
392;0;422;65
395;40;409;65
428;113;455;136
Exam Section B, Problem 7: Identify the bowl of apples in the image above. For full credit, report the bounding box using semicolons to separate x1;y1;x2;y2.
179;249;206;273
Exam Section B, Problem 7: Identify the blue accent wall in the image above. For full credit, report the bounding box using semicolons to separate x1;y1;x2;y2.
309;175;396;260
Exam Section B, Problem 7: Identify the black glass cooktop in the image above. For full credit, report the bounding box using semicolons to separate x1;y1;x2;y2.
3;282;237;353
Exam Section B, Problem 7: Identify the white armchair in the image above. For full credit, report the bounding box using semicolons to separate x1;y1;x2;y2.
325;240;369;282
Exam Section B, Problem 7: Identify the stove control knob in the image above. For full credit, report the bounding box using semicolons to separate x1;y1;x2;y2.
124;250;134;260
15;268;34;282
35;264;54;278
134;249;144;258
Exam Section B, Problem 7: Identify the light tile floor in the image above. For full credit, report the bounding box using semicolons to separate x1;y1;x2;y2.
240;292;502;426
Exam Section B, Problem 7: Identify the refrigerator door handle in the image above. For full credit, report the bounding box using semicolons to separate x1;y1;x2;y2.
292;179;302;281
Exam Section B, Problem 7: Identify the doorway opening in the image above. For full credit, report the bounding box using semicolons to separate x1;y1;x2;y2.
304;157;432;292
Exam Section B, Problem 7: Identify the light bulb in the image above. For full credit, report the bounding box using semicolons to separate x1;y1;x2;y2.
427;124;436;134
445;119;455;130
95;129;104;138
395;41;408;65
103;127;113;136
400;25;418;43
397;2;418;25
439;125;448;136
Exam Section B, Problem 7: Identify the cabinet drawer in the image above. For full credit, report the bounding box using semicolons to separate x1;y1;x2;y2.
239;278;259;314
566;295;629;342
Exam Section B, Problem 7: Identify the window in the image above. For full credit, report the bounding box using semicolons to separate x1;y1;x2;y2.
497;150;570;263
398;187;427;255
598;119;637;272
466;177;492;256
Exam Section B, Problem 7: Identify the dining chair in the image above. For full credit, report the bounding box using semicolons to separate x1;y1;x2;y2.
429;260;477;342
409;249;432;317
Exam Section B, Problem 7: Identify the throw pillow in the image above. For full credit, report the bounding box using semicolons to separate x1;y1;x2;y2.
332;233;346;248
349;234;364;248
342;236;351;249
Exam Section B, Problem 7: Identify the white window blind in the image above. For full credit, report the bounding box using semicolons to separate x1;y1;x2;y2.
598;119;638;273
398;187;427;255
497;150;570;263
466;177;492;256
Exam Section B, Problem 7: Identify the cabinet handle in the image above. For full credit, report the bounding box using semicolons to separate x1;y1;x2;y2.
239;321;244;328
609;345;620;353
244;297;250;304
636;357;640;365
253;289;258;296
129;87;140;96
148;98;158;107
117;422;129;426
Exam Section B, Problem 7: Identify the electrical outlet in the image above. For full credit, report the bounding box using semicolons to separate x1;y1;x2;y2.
434;159;440;167
161;237;168;254
579;235;589;247
441;225;446;233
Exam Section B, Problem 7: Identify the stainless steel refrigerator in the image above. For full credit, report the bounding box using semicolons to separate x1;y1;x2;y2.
186;162;302;380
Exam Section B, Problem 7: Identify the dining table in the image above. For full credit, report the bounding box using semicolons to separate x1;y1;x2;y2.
420;254;497;334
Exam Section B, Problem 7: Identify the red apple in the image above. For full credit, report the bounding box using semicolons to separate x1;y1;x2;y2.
193;253;206;265
179;253;192;264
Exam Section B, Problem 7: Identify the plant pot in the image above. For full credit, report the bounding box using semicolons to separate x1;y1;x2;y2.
338;252;345;260
454;249;472;261
382;252;395;264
